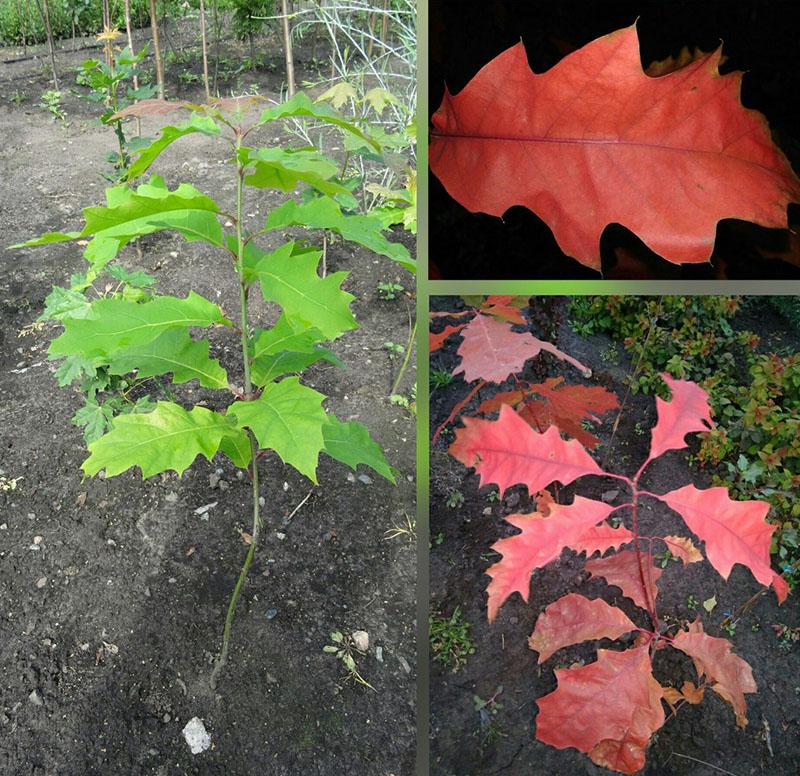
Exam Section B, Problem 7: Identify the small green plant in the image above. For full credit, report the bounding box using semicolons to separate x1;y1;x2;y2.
0;474;22;492
430;606;476;672
390;384;416;415
383;341;405;359
687;594;699;610
14;93;412;690
40;90;65;122
323;631;374;689
76;28;157;180
654;549;679;569
474;686;506;753
10;89;26;104
486;489;500;503
178;71;202;84
446;490;465;509
773;622;800;651
430;368;454;391
377;281;404;300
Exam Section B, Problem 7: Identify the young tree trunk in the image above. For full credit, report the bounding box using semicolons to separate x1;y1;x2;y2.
198;0;211;101
280;0;295;97
34;0;58;90
148;0;165;99
249;33;255;71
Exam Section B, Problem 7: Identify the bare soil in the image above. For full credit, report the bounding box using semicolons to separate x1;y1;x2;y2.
0;33;417;776
429;296;800;776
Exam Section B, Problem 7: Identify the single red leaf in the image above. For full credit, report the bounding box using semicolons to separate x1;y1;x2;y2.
430;25;800;271
429;323;467;353
528;593;637;663
569;522;634;558
657;484;787;602
585;549;662;611
453;314;589;383
480;295;527;324
647;374;714;463
525;377;619;449
672;622;756;727
449;404;603;496
536;645;665;775
680;680;705;705
663;534;703;565
486;497;615;621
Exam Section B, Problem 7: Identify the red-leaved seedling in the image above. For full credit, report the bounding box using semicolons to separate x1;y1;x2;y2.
431;298;617;446
449;374;789;774
430;24;800;271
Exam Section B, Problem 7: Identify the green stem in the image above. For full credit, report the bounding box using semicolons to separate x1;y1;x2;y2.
390;317;416;396
211;134;261;689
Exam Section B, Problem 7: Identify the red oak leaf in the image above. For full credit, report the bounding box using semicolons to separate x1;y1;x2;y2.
429;323;467;353
536;646;665;775
528;593;637;663
657;484;788;602
585;549;662;611
672;621;756;727
476;378;618;448
453;314;590;383
569;522;634;558
663;535;703;565
430;24;800;271
648;374;714;463
449;404;602;496
486;497;614;621
480;295;527;324
453;314;542;383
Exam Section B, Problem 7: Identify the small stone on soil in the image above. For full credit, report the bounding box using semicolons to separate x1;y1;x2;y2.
351;631;369;652
35;577;47;589
164;492;178;504
28;690;42;706
376;646;383;663
276;532;286;540
182;717;211;754
346;473;356;483
266;608;278;620
358;474;373;485
397;655;411;674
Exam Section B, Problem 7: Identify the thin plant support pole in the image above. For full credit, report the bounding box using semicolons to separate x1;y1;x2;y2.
211;0;220;94
199;0;211;101
211;137;261;688
281;0;296;96
34;0;58;89
123;0;142;137
148;0;165;99
390;316;416;396
16;0;25;51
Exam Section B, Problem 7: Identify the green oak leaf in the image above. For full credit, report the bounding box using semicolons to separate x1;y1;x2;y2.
219;427;253;469
241;147;356;206
245;241;357;340
50;292;231;360
257;92;379;151
321;414;395;483
250;314;343;386
108;328;229;389
229;377;326;482
124;114;221;181
82;401;238;478
265;198;415;273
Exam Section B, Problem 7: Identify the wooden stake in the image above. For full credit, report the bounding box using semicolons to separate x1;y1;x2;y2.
148;0;165;99
281;0;295;97
199;0;211;101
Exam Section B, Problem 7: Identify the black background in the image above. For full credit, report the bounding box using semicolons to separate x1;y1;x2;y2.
429;0;800;279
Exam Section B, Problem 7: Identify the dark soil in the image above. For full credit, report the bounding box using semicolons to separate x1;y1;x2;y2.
429;0;800;280
429;296;800;776
0;31;417;776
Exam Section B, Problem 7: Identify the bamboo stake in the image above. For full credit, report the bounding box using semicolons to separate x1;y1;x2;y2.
280;0;296;97
148;0;165;99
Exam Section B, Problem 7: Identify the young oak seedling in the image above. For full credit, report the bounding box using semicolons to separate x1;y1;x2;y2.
450;374;788;774
15;92;413;687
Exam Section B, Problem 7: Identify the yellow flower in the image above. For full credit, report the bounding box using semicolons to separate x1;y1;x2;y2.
96;26;123;44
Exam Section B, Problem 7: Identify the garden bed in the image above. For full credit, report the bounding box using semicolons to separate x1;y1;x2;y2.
429;296;799;776
0;40;416;776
